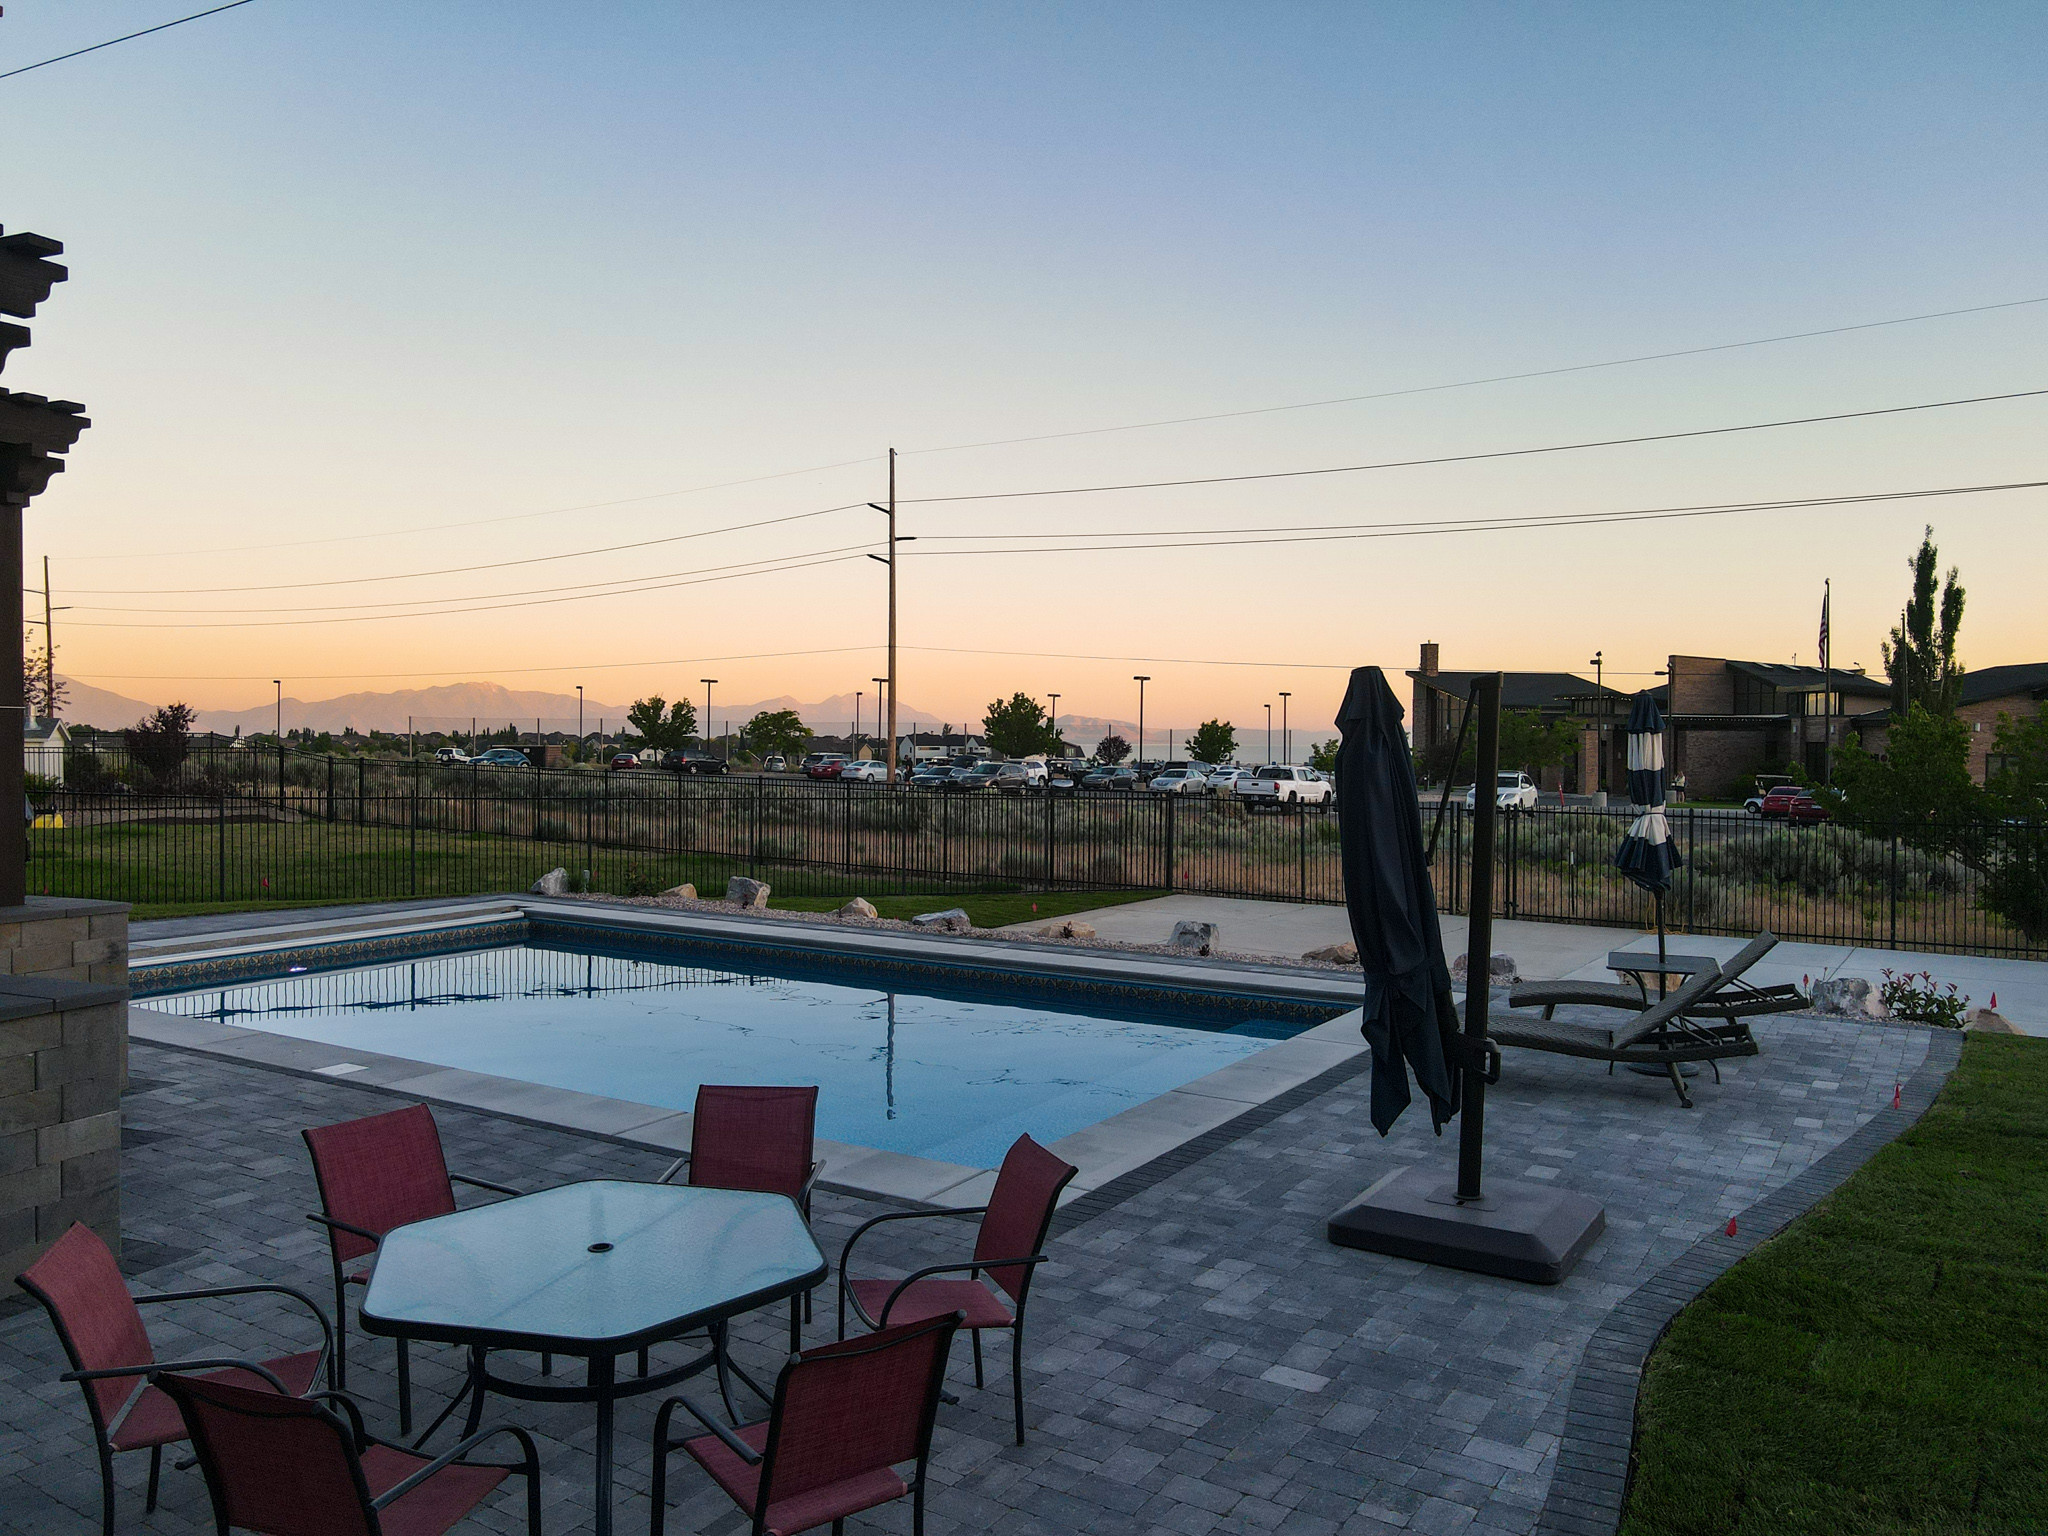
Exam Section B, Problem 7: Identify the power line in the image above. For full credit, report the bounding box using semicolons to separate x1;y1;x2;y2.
901;388;2048;504
905;296;2048;455
63;503;867;595
68;645;889;683
901;479;2046;556
0;0;258;82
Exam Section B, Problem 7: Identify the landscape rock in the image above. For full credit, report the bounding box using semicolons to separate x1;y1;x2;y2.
1035;919;1096;940
1170;920;1220;956
837;897;879;919
1450;952;1520;985
529;867;570;897
663;883;697;900
1303;942;1358;965
1966;1008;2020;1033
1808;976;1888;1019
725;876;772;909
912;907;971;933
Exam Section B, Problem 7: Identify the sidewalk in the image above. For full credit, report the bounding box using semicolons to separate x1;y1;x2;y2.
1001;893;2047;1033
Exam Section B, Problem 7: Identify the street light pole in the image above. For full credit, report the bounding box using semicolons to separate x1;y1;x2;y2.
1279;691;1291;765
701;680;717;759
273;679;282;740
577;685;584;747
1265;703;1272;765
873;677;889;765
1589;651;1603;692
1047;693;1060;755
1133;676;1149;764
855;690;863;752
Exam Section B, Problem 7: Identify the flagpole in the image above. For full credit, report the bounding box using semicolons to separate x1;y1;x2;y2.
1822;579;1833;786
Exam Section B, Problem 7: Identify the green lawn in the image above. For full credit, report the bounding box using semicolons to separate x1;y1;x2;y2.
1622;1034;2048;1535
769;888;1161;929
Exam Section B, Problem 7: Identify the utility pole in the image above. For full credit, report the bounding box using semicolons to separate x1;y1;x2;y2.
1047;693;1060;755
1133;676;1149;765
1265;703;1273;766
855;690;863;752
577;685;584;749
274;679;282;740
701;680;717;758
873;677;889;764
39;556;52;721
867;450;910;783
1279;691;1291;765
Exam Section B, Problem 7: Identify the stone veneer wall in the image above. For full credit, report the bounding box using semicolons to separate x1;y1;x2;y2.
0;897;130;1282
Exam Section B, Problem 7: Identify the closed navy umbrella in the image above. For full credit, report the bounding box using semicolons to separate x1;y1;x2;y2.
1336;667;1461;1135
1614;692;1682;969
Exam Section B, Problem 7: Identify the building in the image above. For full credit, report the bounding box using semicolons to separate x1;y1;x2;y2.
23;717;67;785
1408;643;1626;793
896;731;987;764
1847;662;2048;783
1657;655;1891;797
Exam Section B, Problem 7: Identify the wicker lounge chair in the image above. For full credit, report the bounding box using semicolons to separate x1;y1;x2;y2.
1505;932;1803;1023
1486;966;1757;1107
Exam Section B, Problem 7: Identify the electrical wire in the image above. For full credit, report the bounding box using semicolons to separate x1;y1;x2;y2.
900;388;2048;504
904;296;2048;455
0;1;258;81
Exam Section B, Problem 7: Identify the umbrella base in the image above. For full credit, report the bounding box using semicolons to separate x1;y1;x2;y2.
1327;1165;1605;1285
1626;1061;1699;1079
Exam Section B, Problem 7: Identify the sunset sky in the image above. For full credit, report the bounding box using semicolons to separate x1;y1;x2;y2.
5;2;2044;734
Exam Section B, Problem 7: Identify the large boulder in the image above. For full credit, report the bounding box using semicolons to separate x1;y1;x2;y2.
837;897;879;919
1809;976;1888;1019
725;876;772;909
530;867;570;896
1303;942;1358;965
912;907;971;933
1965;1007;2019;1033
1169;920;1220;956
662;882;697;900
1449;952;1520;985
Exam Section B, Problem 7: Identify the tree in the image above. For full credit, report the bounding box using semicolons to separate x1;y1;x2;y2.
1096;733;1131;764
21;632;66;721
1187;719;1236;764
1881;526;1966;716
981;692;1057;758
125;703;196;785
1982;709;2048;939
1822;706;1982;836
740;708;810;760
625;696;697;753
1308;738;1340;773
1416;709;1576;783
1985;709;2048;822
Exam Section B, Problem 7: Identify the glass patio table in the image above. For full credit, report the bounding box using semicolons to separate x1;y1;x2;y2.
360;1180;826;1536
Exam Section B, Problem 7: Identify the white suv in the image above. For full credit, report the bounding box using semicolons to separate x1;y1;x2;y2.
1467;771;1540;810
1236;766;1333;806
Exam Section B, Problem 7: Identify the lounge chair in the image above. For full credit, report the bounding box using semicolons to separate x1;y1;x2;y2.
1506;932;1804;1023
1486;967;1756;1107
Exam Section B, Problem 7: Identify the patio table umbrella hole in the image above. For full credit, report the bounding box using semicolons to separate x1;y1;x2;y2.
1325;668;1605;1285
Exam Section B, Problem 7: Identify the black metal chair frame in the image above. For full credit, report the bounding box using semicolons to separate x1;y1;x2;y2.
14;1274;333;1536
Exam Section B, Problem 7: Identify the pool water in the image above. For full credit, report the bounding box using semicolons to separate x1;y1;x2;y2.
151;941;1315;1166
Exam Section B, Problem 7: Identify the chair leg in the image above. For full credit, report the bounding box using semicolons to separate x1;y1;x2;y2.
1012;1326;1026;1445
1666;1060;1694;1109
332;1273;350;1391
649;1399;676;1536
96;1445;116;1536
542;1350;553;1376
396;1336;413;1435
789;1295;802;1354
913;1478;925;1536
971;1328;984;1388
145;1444;162;1513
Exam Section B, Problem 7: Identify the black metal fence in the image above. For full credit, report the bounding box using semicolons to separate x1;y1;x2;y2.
29;743;2048;956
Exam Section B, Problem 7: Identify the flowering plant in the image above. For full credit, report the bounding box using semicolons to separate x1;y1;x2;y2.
1878;969;1970;1029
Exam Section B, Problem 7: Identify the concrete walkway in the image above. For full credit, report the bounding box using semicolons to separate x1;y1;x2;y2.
1004;894;2048;1033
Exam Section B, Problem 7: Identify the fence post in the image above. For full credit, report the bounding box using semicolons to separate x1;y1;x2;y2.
1164;793;1177;892
533;763;543;844
1685;806;1697;932
409;761;419;897
1889;828;1900;947
1297;802;1307;901
1045;788;1055;887
357;759;366;825
218;786;226;901
326;756;335;823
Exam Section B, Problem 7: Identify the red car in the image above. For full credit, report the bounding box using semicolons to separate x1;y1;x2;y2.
609;752;640;771
803;753;849;779
1759;785;1829;823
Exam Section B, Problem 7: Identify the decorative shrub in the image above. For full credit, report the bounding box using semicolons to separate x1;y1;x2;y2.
1879;968;1970;1028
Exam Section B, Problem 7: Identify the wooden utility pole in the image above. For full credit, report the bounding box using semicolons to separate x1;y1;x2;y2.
886;449;898;783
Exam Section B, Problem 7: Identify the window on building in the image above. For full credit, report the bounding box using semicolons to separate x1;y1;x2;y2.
1732;674;1778;714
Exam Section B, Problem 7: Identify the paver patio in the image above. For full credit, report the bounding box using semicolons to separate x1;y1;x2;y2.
0;1009;1944;1536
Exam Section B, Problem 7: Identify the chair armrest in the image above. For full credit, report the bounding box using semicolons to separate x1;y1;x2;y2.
307;1211;382;1246
873;1255;1042;1327
307;1389;369;1451
837;1204;988;1274
1506;980;1648;1011
654;1156;687;1186
450;1173;523;1200
661;1394;763;1466
135;1281;335;1372
370;1424;540;1509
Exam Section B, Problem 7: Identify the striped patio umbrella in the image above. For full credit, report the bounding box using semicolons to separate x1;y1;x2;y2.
1614;692;1681;970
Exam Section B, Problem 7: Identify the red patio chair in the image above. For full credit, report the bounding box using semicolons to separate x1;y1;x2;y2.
836;1134;1075;1444
649;1310;962;1536
16;1222;332;1535
657;1085;824;1353
158;1370;540;1536
302;1103;528;1435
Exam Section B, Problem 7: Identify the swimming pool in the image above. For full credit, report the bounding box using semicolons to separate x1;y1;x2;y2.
143;924;1344;1167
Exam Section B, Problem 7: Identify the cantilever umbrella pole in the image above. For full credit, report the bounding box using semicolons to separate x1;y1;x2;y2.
1456;674;1502;1203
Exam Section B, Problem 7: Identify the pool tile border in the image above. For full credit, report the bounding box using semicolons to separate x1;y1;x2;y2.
1532;1025;1964;1536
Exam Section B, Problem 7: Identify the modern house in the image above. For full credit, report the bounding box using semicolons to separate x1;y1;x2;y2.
1408;643;1627;793
1653;656;1892;797
23;718;67;785
1847;662;2048;783
895;730;987;764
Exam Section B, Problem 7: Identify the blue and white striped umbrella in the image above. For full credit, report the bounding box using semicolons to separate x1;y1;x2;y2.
1614;692;1681;892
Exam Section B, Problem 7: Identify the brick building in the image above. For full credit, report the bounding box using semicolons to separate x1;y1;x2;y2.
1408;643;1627;793
1847;662;2048;783
1656;655;1891;797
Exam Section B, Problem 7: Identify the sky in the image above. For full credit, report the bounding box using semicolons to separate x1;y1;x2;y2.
4;2;2045;738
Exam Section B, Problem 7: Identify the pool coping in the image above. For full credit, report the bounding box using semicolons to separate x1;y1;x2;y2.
125;898;1369;1209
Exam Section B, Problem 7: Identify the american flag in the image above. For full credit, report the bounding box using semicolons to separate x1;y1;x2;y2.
1818;580;1830;670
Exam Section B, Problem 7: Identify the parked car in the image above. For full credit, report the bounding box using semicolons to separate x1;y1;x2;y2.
1146;767;1209;795
947;763;1004;793
1083;766;1137;790
1744;775;1799;815
909;764;955;790
433;746;470;765
802;753;850;779
1236;765;1333;806
1759;784;1829;823
1207;768;1247;794
841;759;888;782
1466;771;1540;811
988;762;1042;794
763;754;787;773
472;747;532;769
664;748;727;775
608;752;641;771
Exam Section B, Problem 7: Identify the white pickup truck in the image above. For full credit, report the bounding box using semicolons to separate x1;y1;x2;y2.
1234;765;1333;806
